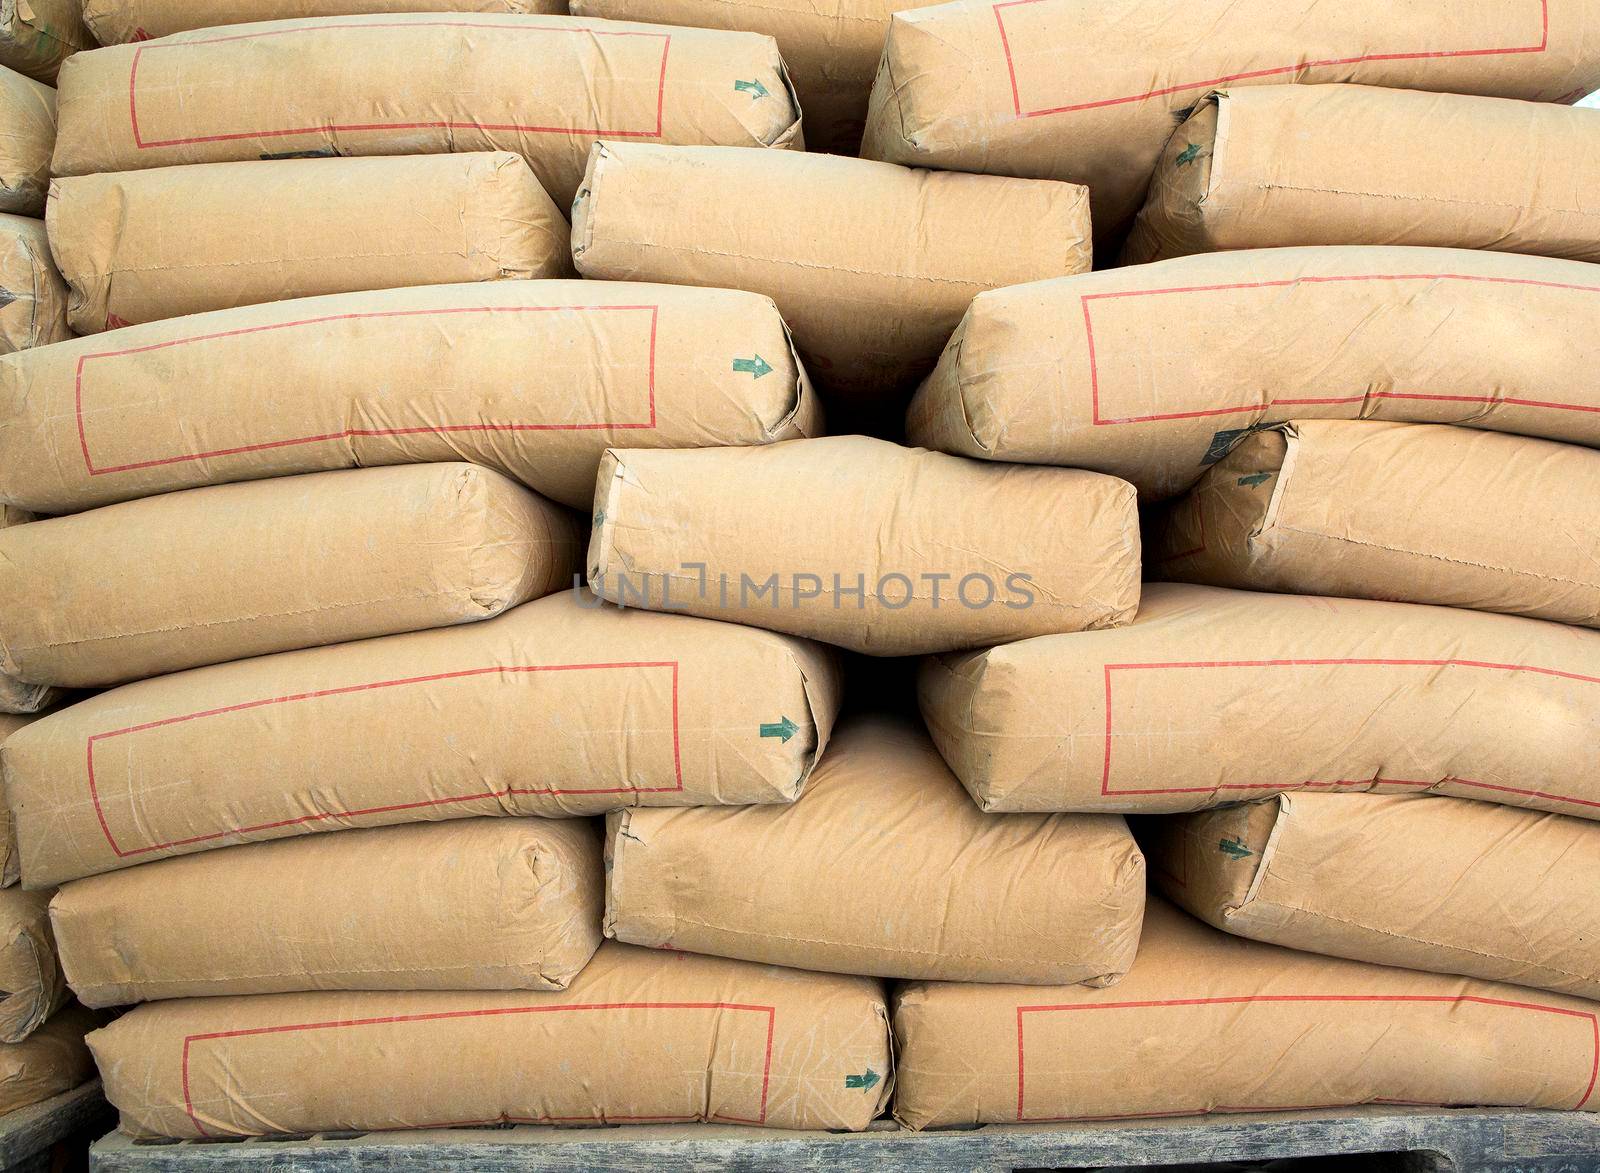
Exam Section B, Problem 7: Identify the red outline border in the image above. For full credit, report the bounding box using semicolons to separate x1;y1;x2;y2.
86;661;682;858
993;0;1549;119
1081;272;1600;426
180;1001;775;1136
1016;994;1599;1121
129;21;671;148
1100;658;1600;808
76;304;661;476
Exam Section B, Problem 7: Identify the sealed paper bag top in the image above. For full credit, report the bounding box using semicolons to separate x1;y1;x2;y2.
92;942;892;1138
1125;85;1600;265
0;711;42;888
53;14;803;207
1145;792;1600;1001
588;435;1140;655
608;715;1145;983
893;899;1600;1129
571;141;1090;402
0;885;63;1042
861;0;1600;240
908;245;1600;500
0;280;819;515
5;591;841;886
84;1;565;44
921;580;1600;819
1153;419;1600;630
0;0;91;84
0;1003;97;1117
0;462;581;688
51;817;603;1006
0;212;66;354
47;153;574;334
0;65;52;217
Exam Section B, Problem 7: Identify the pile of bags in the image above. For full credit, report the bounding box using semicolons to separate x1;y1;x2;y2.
0;0;1598;1145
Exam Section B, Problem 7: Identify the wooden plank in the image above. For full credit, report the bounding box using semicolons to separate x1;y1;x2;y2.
88;1108;1600;1172
0;1080;112;1172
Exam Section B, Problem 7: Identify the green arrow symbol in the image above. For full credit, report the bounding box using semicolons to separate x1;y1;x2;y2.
1219;835;1253;861
734;78;770;100
1175;141;1204;166
1237;472;1272;488
760;716;798;742
732;354;773;379
845;1069;881;1090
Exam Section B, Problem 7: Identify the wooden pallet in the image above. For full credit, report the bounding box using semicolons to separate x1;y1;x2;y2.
88;1107;1600;1172
2;1081;112;1173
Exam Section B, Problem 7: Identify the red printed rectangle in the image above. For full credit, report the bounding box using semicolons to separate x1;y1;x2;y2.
181;1001;775;1136
86;660;681;858
75;303;660;476
129;20;671;148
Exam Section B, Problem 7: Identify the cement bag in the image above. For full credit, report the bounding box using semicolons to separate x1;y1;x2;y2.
1146;793;1600;1001
1153;420;1600;629
0;213;65;352
47;153;573;334
1126;86;1600;265
0;886;63;1041
608;716;1144;983
0;281;819;515
908;246;1600;501
52;818;602;1006
894;899;1600;1128
571;142;1090;400
588;436;1140;655
921;581;1600;819
52;15;803;209
0;462;580;687
0;65;52;216
92;942;890;1137
0;1004;95;1116
0;0;91;84
0;713;35;887
5;591;840;886
860;0;1600;242
0;512;59;719
84;0;564;44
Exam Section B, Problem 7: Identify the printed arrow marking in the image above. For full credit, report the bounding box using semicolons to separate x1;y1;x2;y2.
845;1070;881;1090
1175;141;1204;166
733;354;773;379
1218;836;1253;861
734;79;770;100
1237;472;1272;488
760;716;798;742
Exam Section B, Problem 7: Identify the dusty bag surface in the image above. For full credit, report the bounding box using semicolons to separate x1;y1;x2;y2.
922;581;1600;819
0;280;819;514
5;591;840;886
0;65;52;217
1126;85;1600;265
588;436;1140;655
53;14;802;208
0;886;63;1041
0;0;91;83
608;716;1144;983
571;142;1090;400
83;0;564;43
0;213;65;352
1153;420;1600;629
1146;793;1600;1001
0;1003;95;1116
0;711;43;887
894;899;1600;1128
0;462;580;687
47;153;573;334
0;512;61;719
861;0;1600;241
908;246;1600;500
52;818;602;1006
92;942;891;1137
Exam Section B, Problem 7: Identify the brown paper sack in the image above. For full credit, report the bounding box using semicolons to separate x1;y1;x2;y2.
0;712;45;887
0;0;91;83
0;511;61;719
53;14;803;208
0;213;66;352
1127;85;1600;265
0;65;52;217
47;153;574;334
571;142;1090;400
0;280;819;514
83;1;564;44
893;899;1600;1128
0;1004;96;1116
588;436;1140;655
921;581;1600;819
909;246;1600;501
1145;792;1600;1001
608;716;1144;983
0;462;580;687
1153;420;1600;629
92;942;891;1137
0;886;63;1041
5;591;840;886
861;0;1600;240
52;818;601;1006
